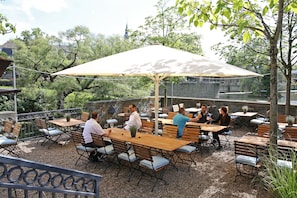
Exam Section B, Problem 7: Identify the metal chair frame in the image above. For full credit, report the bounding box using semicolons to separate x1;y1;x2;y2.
132;143;169;192
71;131;96;166
112;139;138;181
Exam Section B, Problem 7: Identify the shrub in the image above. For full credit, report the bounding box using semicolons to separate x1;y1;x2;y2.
263;147;297;198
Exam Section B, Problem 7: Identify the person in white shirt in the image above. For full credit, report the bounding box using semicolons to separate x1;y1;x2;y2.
82;111;111;161
124;104;142;130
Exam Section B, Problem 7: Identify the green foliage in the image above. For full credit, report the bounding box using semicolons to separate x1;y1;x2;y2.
0;13;16;35
263;148;297;197
16;86;57;113
0;95;14;111
64;91;94;109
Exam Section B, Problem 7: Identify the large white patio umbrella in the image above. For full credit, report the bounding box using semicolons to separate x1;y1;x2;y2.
53;45;261;133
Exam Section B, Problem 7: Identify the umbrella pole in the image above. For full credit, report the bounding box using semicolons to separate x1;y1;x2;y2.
154;76;160;135
152;74;167;135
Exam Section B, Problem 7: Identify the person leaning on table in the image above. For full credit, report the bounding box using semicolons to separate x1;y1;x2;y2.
124;104;142;130
212;106;231;150
173;107;199;138
82;111;112;162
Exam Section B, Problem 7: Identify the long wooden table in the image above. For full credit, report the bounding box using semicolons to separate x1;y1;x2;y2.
157;118;227;133
235;135;269;147
236;135;297;150
49;118;85;128
109;128;191;152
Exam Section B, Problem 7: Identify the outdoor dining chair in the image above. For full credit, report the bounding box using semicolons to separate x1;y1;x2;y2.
71;131;96;167
91;133;115;172
176;126;199;171
34;118;64;148
79;111;89;130
234;140;262;181
162;124;178;138
284;126;297;142
0;122;22;157
167;112;178;119
257;124;270;138
111;139;138;181
139;119;154;134
3;120;13;134
132;143;169;192
276;145;296;169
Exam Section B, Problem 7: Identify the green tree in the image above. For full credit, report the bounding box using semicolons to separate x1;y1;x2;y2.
176;0;297;146
129;0;204;106
0;13;15;35
212;38;270;97
278;9;297;114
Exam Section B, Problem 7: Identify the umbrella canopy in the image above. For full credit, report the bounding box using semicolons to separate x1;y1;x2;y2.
53;45;261;132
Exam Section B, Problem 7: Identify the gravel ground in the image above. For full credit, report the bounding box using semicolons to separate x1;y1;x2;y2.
14;126;274;198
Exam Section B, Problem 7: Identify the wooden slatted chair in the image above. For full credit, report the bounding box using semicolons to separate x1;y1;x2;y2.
276;145;296;169
234;140;262;181
167;112;178;119
162;124;178;138
3;120;13;134
278;114;287;123
175;127;199;171
139;119;154;134
71;131;96;166
34;118;64;148
79;111;89;129
257;124;270;138
132;143;169;192
284;127;297;142
0;122;22;157
111;139;138;181
91;133;115;172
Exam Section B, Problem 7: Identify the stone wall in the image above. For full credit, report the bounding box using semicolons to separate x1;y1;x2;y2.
159;82;220;98
84;96;297;126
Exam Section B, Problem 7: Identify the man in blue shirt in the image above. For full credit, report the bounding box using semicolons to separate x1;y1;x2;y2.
173;107;199;138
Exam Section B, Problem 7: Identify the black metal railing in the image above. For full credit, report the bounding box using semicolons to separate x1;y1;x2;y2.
16;108;82;139
0;154;101;197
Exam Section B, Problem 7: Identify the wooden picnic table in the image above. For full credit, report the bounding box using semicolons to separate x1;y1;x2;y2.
109;128;191;152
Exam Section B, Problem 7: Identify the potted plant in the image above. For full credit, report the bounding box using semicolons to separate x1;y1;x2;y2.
129;126;137;138
65;114;71;122
242;106;248;114
286;115;295;126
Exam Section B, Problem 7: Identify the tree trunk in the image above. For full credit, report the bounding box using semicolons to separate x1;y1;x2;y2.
269;0;284;148
269;45;278;147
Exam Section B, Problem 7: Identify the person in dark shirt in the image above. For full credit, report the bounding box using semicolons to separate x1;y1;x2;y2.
197;104;212;123
212;106;231;150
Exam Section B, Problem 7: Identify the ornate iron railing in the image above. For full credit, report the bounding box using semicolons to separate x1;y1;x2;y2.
0;155;101;197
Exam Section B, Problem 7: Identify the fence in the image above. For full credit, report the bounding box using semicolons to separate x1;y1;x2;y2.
17;108;82;139
0;154;101;197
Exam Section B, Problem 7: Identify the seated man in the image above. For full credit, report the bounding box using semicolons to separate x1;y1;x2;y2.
197;104;212;124
82;111;111;162
173;107;198;138
124;104;142;131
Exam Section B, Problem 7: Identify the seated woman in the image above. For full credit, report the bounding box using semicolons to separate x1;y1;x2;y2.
212;106;230;150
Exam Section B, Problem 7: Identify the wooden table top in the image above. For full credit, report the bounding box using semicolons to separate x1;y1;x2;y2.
48;118;85;127
277;140;297;150
157;119;227;133
235;135;270;147
109;128;191;152
186;122;227;133
230;112;258;117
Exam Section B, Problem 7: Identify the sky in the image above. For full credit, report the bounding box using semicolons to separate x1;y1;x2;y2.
0;0;225;60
